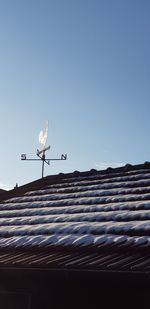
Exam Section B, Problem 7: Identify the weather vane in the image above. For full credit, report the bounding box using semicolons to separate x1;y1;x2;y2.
21;121;67;178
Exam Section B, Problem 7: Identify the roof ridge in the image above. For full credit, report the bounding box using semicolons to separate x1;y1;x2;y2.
1;161;150;202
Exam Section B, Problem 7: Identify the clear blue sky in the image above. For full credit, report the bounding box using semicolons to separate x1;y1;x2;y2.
0;0;150;189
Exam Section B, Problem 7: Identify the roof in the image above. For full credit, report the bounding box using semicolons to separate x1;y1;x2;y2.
1;162;150;273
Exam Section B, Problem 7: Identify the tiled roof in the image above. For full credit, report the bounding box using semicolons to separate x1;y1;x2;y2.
0;250;150;272
1;162;150;272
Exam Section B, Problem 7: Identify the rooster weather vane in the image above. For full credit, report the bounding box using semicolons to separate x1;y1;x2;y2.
21;121;67;178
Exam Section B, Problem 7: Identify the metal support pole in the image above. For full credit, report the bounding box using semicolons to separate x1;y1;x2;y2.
42;153;45;178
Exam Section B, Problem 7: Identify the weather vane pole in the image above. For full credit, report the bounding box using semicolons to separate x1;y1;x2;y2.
21;121;67;178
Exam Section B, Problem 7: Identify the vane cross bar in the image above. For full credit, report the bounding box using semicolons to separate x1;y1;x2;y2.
21;151;67;178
